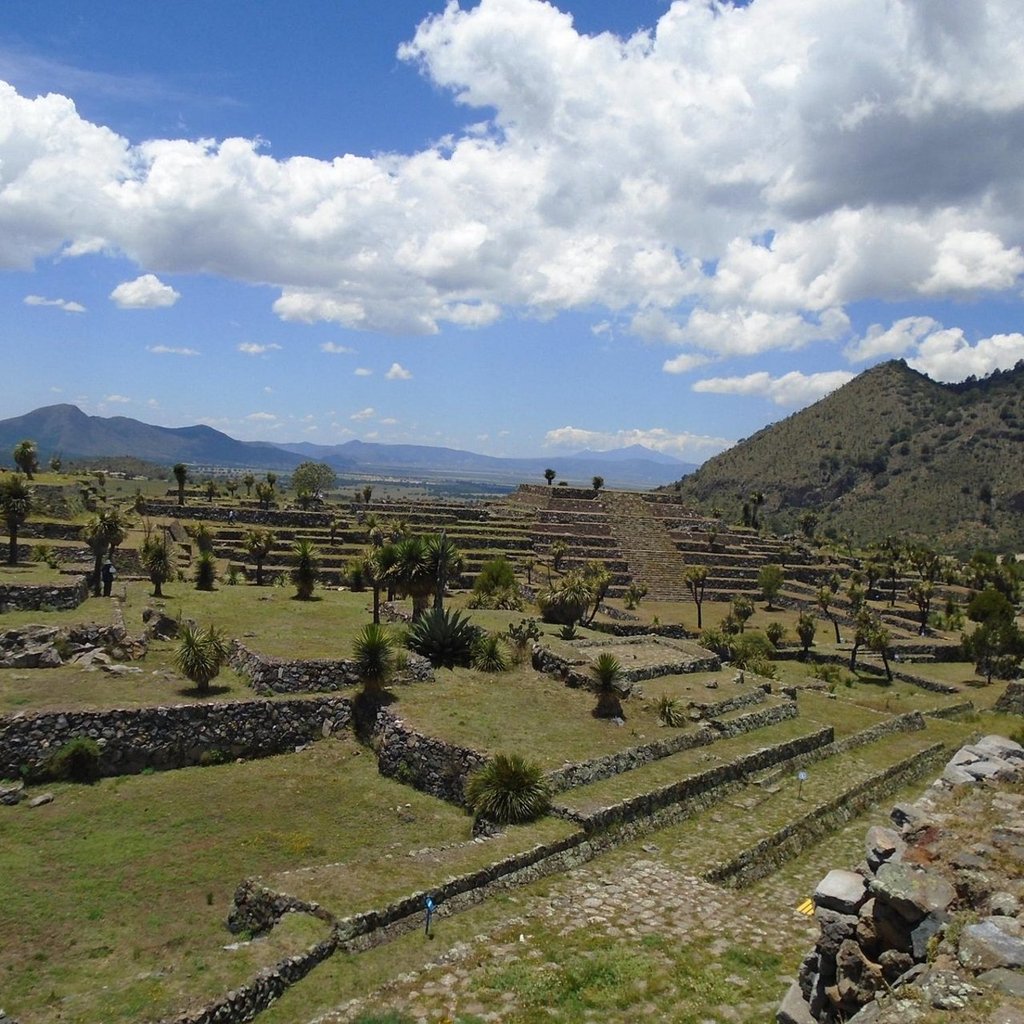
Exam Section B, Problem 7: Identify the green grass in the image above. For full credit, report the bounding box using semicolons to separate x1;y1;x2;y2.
0;735;562;1024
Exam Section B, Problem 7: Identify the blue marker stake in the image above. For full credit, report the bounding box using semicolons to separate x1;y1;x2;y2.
797;770;808;799
425;896;435;936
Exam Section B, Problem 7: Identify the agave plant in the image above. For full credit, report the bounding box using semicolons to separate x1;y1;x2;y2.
406;607;479;668
656;694;687;728
193;550;218;591
175;624;229;694
465;753;550;825
471;632;510;673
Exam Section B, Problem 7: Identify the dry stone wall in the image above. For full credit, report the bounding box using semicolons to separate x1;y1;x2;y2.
0;575;89;613
0;697;352;779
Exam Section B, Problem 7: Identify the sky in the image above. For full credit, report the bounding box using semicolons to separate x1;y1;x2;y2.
2;0;1023;463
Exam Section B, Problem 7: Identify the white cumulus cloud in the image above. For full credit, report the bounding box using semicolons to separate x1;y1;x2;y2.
543;425;731;459
237;342;282;356
147;344;198;356
385;362;413;380
321;342;355;354
350;407;376;421
692;370;855;407
24;294;86;313
110;273;180;309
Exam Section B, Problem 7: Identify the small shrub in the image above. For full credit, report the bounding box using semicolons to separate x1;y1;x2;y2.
812;662;850;687
471;632;510;673
623;582;648;610
199;749;227;767
344;558;367;591
225;564;241;586
47;737;101;783
657;695;687;727
465;753;550;824
765;622;786;648
559;623;578;641
175;624;229;693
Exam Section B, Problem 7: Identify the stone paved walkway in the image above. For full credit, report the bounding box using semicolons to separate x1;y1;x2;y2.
312;852;820;1024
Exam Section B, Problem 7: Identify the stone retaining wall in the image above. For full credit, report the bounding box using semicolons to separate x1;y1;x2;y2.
994;679;1024;714
555;727;834;831
0;575;89;614
0;697;352;779
374;711;488;805
704;742;948;888
229;642;434;695
544;700;797;794
140;503;335;528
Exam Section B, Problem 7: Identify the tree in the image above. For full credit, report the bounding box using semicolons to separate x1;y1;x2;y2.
290;461;336;500
749;491;766;530
242;472;255;497
367;542;400;624
12;440;39;479
390;534;434;620
967;587;1015;627
582;561;613;624
265;471;278;492
544;468;556;486
962;619;1024;684
225;479;239;499
244;528;276;586
731;594;754;632
684;565;709;629
796;612;817;657
798;510;818;539
291;539;319;600
204;479;218;503
141;533;173;597
362;484;373;504
82;508;127;596
757;564;784;610
537;569;593;625
591;653;625;719
817;587;842;644
255;481;274;510
425;531;463;612
175;624;228;694
173;463;188;506
592;475;604;492
49;453;62;474
908;580;934;635
194;550;217;591
352;622;394;701
0;474;32;566
550;539;568;573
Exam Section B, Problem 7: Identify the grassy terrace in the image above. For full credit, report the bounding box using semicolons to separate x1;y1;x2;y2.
0;735;571;1024
552;713;821;814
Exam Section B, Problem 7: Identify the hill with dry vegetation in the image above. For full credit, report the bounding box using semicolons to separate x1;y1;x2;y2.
673;359;1024;554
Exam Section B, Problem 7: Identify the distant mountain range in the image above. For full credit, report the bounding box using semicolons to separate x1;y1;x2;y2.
671;359;1024;554
0;405;695;488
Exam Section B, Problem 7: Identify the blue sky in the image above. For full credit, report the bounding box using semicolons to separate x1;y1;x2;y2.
2;0;1023;461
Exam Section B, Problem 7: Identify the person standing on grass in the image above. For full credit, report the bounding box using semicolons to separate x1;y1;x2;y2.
102;557;117;597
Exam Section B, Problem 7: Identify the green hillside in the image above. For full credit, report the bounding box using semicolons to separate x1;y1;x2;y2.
674;359;1024;554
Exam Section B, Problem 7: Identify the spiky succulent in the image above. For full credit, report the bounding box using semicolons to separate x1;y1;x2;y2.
465;753;550;824
406;607;479;668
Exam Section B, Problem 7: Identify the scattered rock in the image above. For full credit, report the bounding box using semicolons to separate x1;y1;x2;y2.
958;919;1024;972
28;792;54;808
815;870;868;916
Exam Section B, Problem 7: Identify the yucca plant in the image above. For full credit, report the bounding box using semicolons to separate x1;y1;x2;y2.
471;632;510;673
657;694;687;727
591;652;625;719
465;753;550;825
193;550;218;591
291;539;320;600
352;622;395;700
406;607;479;668
175;624;229;694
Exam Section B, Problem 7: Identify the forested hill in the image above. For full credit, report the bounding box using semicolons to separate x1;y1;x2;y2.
672;359;1024;554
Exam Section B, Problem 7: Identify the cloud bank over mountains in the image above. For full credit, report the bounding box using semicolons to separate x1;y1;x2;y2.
2;0;1023;405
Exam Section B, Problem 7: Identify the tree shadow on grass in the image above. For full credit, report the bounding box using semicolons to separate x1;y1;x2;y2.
176;684;233;698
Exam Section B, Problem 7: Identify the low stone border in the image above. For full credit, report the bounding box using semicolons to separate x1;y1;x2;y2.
994;679;1024;714
0;696;352;779
703;742;948;888
0;575;89;614
543;699;795;794
923;700;975;720
552;727;834;831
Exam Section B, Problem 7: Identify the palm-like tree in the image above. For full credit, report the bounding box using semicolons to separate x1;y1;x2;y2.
12;440;39;479
817;587;842;644
173;463;188;506
591;475;604;492
141;533;173;597
367;542;400;623
244;528;276;586
684;565;709;629
390;534;434;619
82;508;127;596
544;468;556;486
591;652;625;719
242;472;255;497
352;622;394;701
175;624;229;694
291;539;319;599
426;531;463;612
0;474;32;566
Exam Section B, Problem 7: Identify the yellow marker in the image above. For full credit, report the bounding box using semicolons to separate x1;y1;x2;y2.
796;898;815;916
